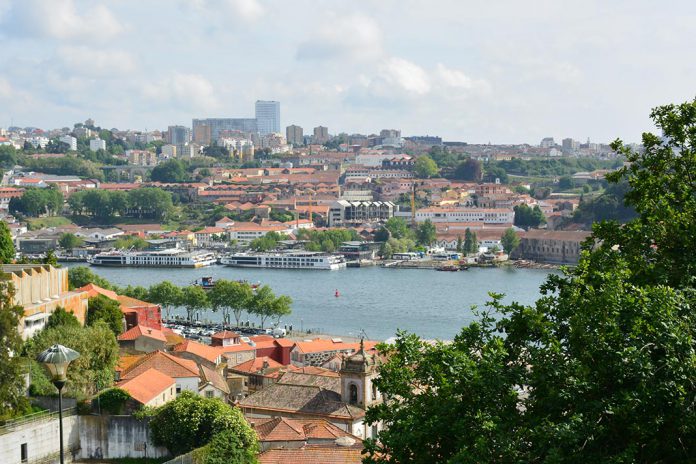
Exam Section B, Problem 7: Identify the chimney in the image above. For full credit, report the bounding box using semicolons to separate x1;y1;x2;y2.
262;359;269;369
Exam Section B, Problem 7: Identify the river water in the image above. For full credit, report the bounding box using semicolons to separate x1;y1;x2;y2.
72;264;557;341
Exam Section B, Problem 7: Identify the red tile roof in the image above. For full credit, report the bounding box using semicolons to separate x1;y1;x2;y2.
230;357;284;376
293;338;377;354
77;283;119;301
117;325;167;342
120;350;199;380
253;417;354;442
211;330;240;340
172;339;223;363
118;368;175;405
258;443;363;464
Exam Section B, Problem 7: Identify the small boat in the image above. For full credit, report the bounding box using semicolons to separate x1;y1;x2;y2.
335;289;340;297
193;276;215;290
436;265;459;272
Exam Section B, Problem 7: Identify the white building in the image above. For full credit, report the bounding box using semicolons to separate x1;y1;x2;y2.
414;207;514;224
89;138;106;151
255;100;281;135
28;136;49;149
59;135;77;151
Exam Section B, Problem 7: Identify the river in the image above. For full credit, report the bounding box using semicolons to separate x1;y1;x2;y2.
71;264;557;341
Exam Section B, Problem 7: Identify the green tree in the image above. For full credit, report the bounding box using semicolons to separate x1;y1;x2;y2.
150;159;189;183
97;388;131;415
181;285;209;321
248;285;291;329
463;228;478;254
384;217;410;240
379;241;393;259
513;204;546;229
67;266;113;290
364;100;696;463
127;188;173;219
148;281;183;321
558;175;574;189
150;391;258;456
416;219;436;246
414;155;439;178
456;235;463;253
482;165;509;183
453;158;482;181
87;295;124;335
0;279;30;419
0;221;15;263
249;231;282;251
202;429;258;464
45;306;81;329
24;321;119;398
114;235;149;250
500;227;520;254
59;232;83;251
209;280;253;326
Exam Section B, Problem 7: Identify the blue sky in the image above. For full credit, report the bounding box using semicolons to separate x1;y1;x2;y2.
0;0;694;143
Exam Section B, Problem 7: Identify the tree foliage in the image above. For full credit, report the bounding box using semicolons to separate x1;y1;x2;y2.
24;321;119;398
9;187;63;217
414;155;439;178
453;158;482;181
59;232;83;250
149;391;258;456
45;306;81;329
209;280;253;326
513;204;546;229
148;281;183;320
181;285;209;321
0;221;15;263
68;266;113;290
463;228;478;254
415;219;436;246
150;159;189;183
364;100;696;463
87;295;124;335
500;227;520;254
0;279;30;419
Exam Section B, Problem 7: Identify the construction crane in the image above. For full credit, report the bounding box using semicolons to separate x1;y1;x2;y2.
411;182;416;227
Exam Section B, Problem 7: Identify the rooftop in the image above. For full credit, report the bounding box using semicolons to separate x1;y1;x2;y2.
117;368;175;405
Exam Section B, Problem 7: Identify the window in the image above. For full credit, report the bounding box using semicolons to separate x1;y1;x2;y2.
21;443;28;463
372;383;378;401
349;383;358;404
206;390;214;398
176;385;182;394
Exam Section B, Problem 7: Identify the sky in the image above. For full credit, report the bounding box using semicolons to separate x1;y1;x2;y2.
0;0;694;144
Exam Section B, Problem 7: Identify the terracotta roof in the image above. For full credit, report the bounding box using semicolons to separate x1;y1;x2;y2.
253;417;354;442
117;295;158;309
172;339;223;363
120;350;199;380
118;368;175;405
117;325;167;343
77;283;119;301
199;364;230;394
116;354;144;373
293;338;377;355
258;443;363;464
230;357;284;376
239;382;364;420
211;330;240;340
219;342;256;354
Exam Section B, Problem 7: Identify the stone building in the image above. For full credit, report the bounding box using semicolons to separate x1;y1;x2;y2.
511;229;591;264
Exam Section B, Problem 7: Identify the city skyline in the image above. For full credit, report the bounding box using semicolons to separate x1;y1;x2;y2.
1;0;695;143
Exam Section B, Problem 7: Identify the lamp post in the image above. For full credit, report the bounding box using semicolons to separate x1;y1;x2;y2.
37;344;80;464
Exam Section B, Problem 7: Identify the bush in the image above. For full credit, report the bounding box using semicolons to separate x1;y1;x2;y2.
97;388;131;415
150;392;258;456
200;430;258;464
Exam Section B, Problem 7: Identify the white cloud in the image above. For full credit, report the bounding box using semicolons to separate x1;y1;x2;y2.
297;13;383;62
142;74;220;113
3;0;123;41
379;58;431;95
56;46;136;77
226;0;264;21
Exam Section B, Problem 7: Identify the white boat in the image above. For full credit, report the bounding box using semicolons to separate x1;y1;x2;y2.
220;251;346;270
88;248;217;268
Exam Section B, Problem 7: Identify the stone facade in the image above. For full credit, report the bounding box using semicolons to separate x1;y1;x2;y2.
511;230;591;264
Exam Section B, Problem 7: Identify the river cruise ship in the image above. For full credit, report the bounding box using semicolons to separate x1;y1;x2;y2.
88;248;217;268
220;251;347;270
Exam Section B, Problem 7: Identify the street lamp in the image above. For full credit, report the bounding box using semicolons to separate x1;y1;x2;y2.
37;344;80;464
